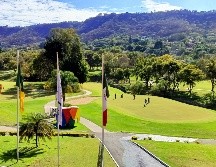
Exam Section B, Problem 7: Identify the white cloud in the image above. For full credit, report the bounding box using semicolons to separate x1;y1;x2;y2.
142;0;182;12
0;0;106;27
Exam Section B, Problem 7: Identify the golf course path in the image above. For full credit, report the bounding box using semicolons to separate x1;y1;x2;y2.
81;117;168;167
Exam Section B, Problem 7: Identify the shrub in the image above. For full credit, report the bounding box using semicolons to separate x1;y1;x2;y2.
195;141;200;144
9;132;17;136
130;81;147;95
148;137;152;140
131;136;138;140
0;132;6;136
87;73;101;82
109;83;129;93
64;103;72;107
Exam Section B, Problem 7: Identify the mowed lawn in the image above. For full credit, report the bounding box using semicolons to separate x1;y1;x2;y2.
0;136;116;167
135;140;216;167
81;82;216;139
0;81;55;126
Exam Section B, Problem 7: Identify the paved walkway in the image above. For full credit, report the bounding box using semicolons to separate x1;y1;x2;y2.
81;117;167;167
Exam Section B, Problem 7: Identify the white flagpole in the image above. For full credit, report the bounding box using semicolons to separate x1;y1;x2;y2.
57;52;60;167
16;50;20;162
101;54;105;167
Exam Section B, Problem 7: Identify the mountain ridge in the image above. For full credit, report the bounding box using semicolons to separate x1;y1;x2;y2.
0;10;216;48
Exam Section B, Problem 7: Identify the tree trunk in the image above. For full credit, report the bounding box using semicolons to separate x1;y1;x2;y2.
35;122;39;147
211;79;215;100
36;133;38;147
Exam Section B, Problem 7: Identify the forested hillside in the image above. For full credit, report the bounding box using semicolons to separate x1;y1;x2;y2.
0;10;216;48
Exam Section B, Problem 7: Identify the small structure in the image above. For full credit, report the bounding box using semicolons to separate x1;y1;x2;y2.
50;106;80;128
61;106;80;128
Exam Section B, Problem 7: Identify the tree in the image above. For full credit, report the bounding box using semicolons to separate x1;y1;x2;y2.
32;52;54;81
84;50;95;70
158;54;182;93
179;64;205;95
200;58;216;99
134;56;154;89
44;28;88;83
19;113;54;147
123;68;131;83
47;70;80;102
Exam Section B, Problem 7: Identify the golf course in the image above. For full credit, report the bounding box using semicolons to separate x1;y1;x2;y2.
1;81;216;166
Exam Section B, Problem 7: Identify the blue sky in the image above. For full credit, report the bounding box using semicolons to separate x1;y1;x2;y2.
0;0;215;27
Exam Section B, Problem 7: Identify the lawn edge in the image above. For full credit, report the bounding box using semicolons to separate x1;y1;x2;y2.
132;141;170;167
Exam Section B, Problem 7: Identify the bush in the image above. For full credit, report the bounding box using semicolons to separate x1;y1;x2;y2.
64;103;72;107
131;136;138;140
130;81;147;95
0;132;6;136
148;137;152;140
109;83;129;93
87;73;101;82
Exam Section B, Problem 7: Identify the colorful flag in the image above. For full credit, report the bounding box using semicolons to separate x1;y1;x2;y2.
102;73;109;126
57;55;63;126
16;63;25;112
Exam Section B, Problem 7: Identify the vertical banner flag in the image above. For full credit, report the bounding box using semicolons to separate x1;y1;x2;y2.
102;71;109;126
57;53;63;126
16;63;25;112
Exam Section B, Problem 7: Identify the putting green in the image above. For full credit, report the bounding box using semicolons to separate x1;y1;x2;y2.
107;94;216;123
83;82;216;123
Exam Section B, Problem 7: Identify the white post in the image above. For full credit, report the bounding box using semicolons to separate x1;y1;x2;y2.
101;54;105;167
16;50;20;162
57;52;60;167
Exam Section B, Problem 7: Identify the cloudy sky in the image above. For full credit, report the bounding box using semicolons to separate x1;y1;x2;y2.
0;0;215;27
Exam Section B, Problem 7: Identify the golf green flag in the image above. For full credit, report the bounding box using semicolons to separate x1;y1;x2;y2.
16;63;25;112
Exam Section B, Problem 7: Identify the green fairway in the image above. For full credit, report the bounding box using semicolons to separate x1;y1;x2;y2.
82;82;216;123
79;82;216;139
80;102;216;139
135;140;216;167
0;136;116;167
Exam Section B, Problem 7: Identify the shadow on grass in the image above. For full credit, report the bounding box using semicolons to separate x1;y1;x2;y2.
2;82;54;100
0;146;44;163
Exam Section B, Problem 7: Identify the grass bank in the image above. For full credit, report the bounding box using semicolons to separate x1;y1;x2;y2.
135;140;216;167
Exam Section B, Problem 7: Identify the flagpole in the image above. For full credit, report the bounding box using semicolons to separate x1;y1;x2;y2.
57;52;60;167
16;50;20;162
101;54;105;167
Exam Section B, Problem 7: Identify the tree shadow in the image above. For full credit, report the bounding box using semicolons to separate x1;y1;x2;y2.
2;83;54;100
0;146;44;163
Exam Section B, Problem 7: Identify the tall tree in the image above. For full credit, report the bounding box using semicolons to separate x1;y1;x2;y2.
44;28;88;83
